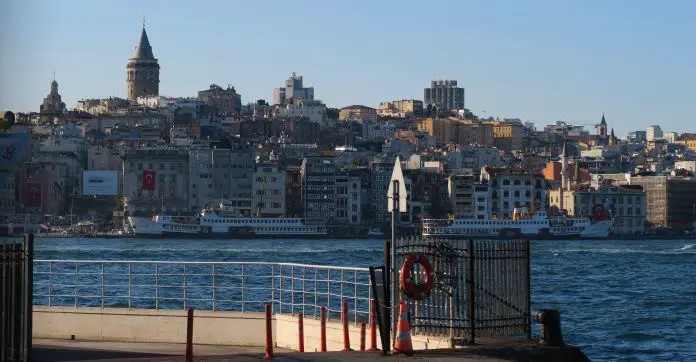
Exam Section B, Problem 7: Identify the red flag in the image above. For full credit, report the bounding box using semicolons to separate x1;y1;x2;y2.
143;170;156;190
26;183;42;207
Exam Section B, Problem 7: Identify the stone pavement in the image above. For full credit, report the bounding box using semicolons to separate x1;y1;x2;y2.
32;339;589;362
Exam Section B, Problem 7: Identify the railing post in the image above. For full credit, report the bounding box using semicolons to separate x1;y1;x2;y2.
354;271;358;325
48;261;53;307
212;264;216;312
270;265;275;314
127;263;132;309
297;312;304;352
183;264;187;310
264;304;274;359
291;265;295;315
313;268;318;319
101;263;104;308
185;308;194;362
320;306;327;352
74;262;78;307
155;264;159;310
241;264;245;313
302;267;306;318
278;266;283;315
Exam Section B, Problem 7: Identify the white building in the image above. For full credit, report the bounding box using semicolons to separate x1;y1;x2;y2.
279;99;327;126
664;132;678;144
646;125;663;142
335;173;362;224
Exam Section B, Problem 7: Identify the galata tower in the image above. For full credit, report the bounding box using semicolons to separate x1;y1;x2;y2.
127;24;160;100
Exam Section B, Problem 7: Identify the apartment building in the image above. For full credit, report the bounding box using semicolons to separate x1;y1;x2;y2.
549;184;646;234
300;156;336;219
335;172;362;225
481;167;547;218
252;163;285;217
188;149;254;215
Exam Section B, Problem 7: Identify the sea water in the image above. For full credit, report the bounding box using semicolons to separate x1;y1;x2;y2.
34;237;696;361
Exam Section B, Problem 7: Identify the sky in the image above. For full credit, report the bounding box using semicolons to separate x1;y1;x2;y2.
1;0;695;136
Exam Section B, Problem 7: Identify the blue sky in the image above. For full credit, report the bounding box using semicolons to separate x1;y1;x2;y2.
1;0;694;135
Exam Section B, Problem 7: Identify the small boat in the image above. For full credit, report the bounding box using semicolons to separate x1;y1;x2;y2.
367;228;385;238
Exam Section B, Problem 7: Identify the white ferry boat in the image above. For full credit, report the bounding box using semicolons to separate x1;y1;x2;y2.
128;204;328;238
422;207;614;239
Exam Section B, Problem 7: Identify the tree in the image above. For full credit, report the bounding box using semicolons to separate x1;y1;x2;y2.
326;108;340;120
256;99;269;107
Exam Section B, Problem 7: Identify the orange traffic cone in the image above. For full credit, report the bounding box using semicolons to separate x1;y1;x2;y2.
393;300;414;355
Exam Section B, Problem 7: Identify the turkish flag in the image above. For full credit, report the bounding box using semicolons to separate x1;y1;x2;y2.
143;170;156;190
26;183;42;207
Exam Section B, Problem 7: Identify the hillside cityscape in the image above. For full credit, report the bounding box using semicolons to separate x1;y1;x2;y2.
1;24;696;236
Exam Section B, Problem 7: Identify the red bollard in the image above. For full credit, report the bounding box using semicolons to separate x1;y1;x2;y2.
341;302;353;351
264;304;273;359
185;308;194;362
368;300;379;352
320;307;327;352
298;313;305;352
360;322;366;351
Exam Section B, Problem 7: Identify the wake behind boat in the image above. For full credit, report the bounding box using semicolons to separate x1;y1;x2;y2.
422;206;614;239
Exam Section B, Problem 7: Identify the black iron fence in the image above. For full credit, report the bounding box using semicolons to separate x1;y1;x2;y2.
394;237;530;344
1;234;33;362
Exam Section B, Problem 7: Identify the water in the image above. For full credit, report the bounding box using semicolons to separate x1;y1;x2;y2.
34;237;696;361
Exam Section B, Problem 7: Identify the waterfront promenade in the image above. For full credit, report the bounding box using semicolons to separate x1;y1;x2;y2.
34;338;589;361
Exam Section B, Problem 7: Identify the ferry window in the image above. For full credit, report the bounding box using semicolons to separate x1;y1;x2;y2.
504;191;509;197
503;179;510;185
525;191;531;197
525;180;531;185
514;191;520;197
513;180;521;185
137;163;143;170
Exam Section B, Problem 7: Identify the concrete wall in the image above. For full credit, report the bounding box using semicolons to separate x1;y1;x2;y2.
34;307;450;351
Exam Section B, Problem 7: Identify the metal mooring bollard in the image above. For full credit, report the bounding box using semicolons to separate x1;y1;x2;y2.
534;309;564;347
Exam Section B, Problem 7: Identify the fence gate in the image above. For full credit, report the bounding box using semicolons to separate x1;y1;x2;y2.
0;234;33;362
394;237;530;345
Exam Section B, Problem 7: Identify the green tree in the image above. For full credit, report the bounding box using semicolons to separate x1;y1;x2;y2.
326;108;340;120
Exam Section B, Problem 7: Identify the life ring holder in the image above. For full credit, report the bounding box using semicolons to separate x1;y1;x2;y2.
400;253;434;301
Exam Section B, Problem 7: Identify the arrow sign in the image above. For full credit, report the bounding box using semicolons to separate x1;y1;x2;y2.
387;156;407;213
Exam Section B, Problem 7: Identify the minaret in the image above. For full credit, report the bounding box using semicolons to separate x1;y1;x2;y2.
127;21;160;100
561;142;568;190
560;142;568;211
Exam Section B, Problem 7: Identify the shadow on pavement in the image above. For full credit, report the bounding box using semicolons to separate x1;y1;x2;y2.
33;346;176;361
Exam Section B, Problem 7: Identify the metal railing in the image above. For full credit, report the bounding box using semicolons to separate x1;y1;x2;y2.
1;235;33;362
395;236;531;343
33;260;372;324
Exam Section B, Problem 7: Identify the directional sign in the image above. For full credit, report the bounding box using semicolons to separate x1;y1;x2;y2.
387;156;407;213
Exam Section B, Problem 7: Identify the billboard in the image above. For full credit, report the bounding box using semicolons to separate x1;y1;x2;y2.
82;170;119;196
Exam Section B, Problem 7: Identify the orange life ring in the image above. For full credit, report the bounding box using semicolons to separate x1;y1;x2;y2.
400;254;434;300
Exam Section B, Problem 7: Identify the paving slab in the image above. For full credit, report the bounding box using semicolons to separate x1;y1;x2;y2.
32;339;589;362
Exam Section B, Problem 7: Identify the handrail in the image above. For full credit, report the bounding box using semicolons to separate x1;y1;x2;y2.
33;260;373;325
34;260;369;271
